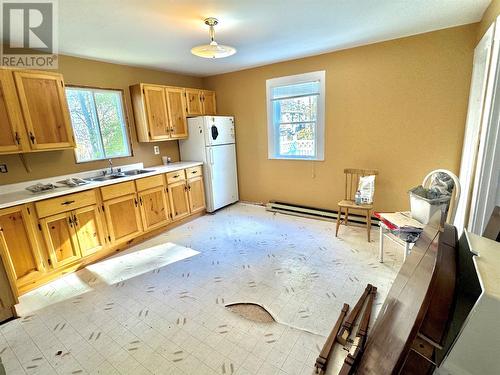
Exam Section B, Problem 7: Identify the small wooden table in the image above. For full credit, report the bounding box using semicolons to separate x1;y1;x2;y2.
375;212;424;263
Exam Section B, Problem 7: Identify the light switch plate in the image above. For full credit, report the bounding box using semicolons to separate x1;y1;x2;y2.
153;146;160;155
0;164;7;173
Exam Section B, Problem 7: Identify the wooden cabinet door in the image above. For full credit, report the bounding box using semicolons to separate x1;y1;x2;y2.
0;258;16;320
187;177;205;214
13;71;75;150
0;206;45;294
103;194;143;244
138;186;170;231
40;212;81;269
201;90;217;115
72;205;106;257
166;87;188;139
185;89;203;116
0;71;27;154
143;85;170;140
187;177;206;214
168;181;190;221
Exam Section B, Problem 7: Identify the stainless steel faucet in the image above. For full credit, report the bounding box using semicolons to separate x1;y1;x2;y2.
103;159;114;176
108;159;114;175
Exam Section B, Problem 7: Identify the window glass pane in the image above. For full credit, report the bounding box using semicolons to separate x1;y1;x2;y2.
94;91;130;158
66;88;105;162
271;81;320;99
273;95;317;123
66;87;131;162
278;122;316;157
267;71;324;160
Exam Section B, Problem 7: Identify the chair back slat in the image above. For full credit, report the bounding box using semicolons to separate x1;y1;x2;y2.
343;168;379;201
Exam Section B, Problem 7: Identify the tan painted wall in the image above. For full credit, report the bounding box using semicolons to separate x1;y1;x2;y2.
478;0;500;39
0;55;203;185
203;24;478;212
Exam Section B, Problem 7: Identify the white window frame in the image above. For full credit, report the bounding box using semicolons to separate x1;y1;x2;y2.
266;70;325;160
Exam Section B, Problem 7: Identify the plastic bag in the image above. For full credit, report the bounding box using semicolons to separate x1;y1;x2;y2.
358;175;376;204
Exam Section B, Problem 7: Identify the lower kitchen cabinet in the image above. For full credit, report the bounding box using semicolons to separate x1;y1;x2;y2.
40;212;82;269
187;176;206;214
0;256;17;321
0;205;45;293
103;193;143;243
1;166;206;297
138;186;171;231
73;205;107;257
168;180;191;221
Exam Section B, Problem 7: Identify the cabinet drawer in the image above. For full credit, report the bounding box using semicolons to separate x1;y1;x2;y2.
100;181;136;201
35;190;97;218
166;170;186;184
186;166;202;179
135;174;164;191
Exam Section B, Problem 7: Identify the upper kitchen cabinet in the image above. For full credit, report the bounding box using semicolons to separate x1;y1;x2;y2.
0;70;28;154
130;83;217;142
185;89;217;116
201;90;217;115
185;88;203;116
13;70;75;151
130;83;188;142
166;87;188;138
131;84;170;142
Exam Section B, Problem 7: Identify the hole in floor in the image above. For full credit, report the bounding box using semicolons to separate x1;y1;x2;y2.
225;303;276;323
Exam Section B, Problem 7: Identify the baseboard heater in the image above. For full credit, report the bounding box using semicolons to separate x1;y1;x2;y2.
266;201;379;226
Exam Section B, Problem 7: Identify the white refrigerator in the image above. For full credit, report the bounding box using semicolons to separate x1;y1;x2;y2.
179;116;239;212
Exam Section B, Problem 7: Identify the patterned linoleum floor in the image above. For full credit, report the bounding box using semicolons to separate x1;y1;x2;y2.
1;203;403;375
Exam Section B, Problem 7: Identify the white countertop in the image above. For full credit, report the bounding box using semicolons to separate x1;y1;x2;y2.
0;161;203;210
468;230;500;299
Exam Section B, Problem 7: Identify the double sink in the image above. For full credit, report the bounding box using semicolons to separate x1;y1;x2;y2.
85;169;154;182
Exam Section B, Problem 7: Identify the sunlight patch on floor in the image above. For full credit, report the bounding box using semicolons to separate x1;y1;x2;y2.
17;242;199;316
86;242;200;285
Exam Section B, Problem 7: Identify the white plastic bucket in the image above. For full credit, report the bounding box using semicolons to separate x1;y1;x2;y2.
409;194;448;225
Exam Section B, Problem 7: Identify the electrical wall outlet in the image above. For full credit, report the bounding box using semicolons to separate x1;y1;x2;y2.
153;146;160;155
0;164;7;173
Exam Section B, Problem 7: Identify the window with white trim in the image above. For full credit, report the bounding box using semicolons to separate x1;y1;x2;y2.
266;71;325;160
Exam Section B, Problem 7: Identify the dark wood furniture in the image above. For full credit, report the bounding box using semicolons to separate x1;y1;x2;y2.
356;224;457;374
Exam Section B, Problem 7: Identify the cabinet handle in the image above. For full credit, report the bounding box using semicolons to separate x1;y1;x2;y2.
191;170;198;174
61;200;75;206
174;174;179;178
188;185;191;191
68;217;73;227
14;132;21;145
139;197;143;206
73;215;78;226
29;132;35;144
134;198;138;207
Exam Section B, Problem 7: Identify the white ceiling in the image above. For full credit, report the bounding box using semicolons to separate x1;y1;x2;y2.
57;0;490;77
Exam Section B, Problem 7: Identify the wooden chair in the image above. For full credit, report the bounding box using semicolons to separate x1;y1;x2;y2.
336;168;379;242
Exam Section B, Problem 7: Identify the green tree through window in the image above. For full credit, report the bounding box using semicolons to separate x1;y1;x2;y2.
66;87;131;162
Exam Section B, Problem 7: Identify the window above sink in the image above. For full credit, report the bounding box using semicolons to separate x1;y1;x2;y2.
66;86;132;163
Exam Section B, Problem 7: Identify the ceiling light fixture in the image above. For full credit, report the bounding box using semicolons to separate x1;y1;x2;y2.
191;17;236;59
